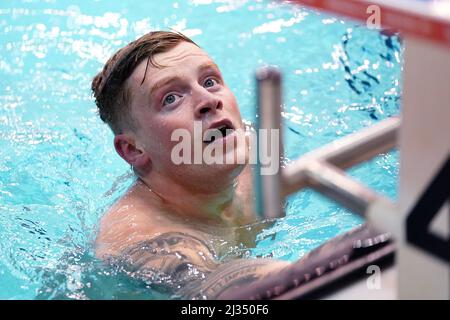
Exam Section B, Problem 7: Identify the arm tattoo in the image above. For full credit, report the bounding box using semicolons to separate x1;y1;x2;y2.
179;258;280;300
115;232;286;300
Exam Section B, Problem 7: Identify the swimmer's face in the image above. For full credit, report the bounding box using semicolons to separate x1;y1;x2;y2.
117;41;245;188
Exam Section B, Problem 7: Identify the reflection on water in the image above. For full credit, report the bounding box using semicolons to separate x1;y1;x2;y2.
35;249;172;300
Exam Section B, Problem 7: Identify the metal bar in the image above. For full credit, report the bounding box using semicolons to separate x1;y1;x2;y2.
304;161;385;217
254;67;284;219
282;117;400;197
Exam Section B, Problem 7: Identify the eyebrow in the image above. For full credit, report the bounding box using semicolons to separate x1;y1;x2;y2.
149;62;221;98
198;61;221;74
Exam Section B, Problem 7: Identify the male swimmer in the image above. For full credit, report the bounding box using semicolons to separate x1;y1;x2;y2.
92;31;292;299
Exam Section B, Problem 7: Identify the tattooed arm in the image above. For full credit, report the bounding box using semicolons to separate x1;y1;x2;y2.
116;232;290;300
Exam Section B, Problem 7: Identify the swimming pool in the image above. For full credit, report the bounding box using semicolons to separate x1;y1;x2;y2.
0;0;401;299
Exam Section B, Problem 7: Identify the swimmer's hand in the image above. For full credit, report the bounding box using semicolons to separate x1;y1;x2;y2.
116;232;289;300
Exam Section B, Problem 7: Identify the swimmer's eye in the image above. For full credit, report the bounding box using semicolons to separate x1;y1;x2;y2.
162;93;182;106
203;78;218;88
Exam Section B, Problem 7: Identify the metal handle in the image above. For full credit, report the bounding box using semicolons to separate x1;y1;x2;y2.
253;66;400;220
254;67;284;219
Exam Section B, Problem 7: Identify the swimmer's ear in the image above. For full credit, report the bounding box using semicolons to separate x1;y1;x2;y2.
114;134;152;174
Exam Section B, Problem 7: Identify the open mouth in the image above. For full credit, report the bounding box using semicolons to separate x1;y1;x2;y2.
203;120;235;144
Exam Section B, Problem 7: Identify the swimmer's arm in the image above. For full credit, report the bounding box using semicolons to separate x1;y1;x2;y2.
118;232;289;299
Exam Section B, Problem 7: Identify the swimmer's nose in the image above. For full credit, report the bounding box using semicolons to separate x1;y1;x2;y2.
194;90;223;118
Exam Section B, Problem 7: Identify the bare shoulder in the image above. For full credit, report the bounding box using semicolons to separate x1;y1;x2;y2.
117;231;220;278
96;202;216;264
94;183;184;260
95;201;290;299
96;212;221;295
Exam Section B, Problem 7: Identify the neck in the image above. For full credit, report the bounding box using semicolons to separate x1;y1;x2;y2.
138;165;255;226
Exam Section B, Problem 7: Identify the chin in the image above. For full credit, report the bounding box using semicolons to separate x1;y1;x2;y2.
213;161;246;179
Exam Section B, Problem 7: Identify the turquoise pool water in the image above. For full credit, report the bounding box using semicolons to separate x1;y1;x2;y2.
0;0;401;299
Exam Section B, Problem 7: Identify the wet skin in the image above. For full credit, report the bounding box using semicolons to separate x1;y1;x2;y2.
95;42;290;299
